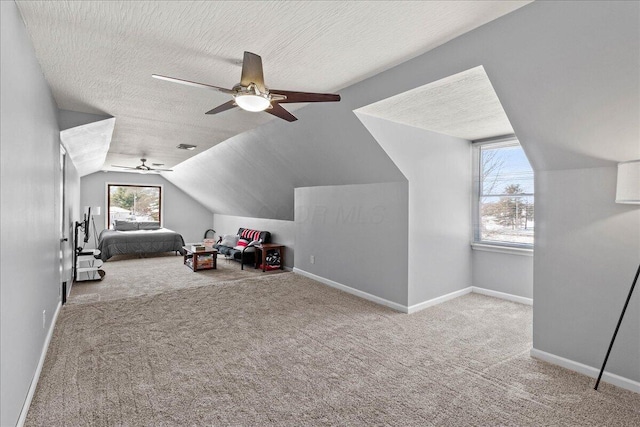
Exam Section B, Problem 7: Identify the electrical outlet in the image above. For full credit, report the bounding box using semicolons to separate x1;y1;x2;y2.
310;255;315;264
42;310;46;329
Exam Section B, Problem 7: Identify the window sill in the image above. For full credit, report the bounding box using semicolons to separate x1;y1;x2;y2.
471;243;533;256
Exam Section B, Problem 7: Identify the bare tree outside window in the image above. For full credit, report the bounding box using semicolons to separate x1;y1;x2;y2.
477;142;534;246
108;185;161;227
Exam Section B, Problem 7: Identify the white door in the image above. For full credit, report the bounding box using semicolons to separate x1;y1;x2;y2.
59;145;73;302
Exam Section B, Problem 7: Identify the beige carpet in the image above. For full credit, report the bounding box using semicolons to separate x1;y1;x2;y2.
70;252;283;304
27;261;639;426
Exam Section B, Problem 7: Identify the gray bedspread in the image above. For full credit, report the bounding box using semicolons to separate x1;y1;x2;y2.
98;228;185;261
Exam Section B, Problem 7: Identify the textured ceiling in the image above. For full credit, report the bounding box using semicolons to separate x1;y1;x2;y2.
60;118;115;177
355;66;514;141
16;0;530;171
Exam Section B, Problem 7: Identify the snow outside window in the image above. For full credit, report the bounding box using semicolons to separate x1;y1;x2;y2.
473;139;534;248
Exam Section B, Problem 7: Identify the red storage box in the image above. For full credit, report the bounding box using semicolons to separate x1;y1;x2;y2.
259;264;280;271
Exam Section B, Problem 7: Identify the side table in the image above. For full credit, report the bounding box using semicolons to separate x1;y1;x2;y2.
254;243;285;272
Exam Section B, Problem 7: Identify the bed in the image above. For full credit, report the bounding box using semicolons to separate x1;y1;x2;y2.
98;222;185;261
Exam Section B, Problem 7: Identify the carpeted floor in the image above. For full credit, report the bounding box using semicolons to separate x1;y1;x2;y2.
27;258;639;426
70;252;283;304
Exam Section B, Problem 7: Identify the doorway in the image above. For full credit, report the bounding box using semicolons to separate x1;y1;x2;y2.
59;144;72;303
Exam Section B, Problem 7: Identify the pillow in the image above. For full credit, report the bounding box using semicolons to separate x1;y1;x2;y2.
240;229;262;241
233;239;255;252
219;234;239;247
138;221;161;230
235;239;249;249
234;239;255;252
248;239;261;247
114;220;138;231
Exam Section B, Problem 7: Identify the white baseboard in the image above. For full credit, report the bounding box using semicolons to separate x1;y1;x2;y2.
407;287;473;314
17;301;62;427
530;348;640;394
292;269;534;315
472;287;533;306
293;268;408;312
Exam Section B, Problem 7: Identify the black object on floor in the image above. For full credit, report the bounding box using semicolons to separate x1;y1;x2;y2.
594;262;640;390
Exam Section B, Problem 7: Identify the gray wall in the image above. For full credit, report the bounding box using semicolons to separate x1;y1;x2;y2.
356;114;472;306
301;0;636;382
358;114;533;302
159;0;640;385
214;214;295;269
163;101;407;221
0;1;66;425
295;182;409;306
165;2;638;221
2;5;636;419
81;171;213;246
472;251;533;299
535;167;640;382
58;109;111;132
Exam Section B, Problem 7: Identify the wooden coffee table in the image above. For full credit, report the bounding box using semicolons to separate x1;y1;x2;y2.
183;246;217;271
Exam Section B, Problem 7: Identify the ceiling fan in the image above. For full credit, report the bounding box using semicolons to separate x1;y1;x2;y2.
111;159;173;173
152;51;341;122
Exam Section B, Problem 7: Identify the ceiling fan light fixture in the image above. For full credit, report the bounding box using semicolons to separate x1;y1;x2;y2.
234;93;271;112
154;52;340;122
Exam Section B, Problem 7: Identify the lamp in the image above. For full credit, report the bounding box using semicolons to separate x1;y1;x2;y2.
234;93;271;112
233;82;272;112
594;159;640;390
615;160;640;204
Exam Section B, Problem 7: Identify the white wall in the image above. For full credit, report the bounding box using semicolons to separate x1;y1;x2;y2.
472;250;533;299
356;115;472;306
81;171;213;246
295;182;409;307
534;167;640;382
213;213;295;269
0;2;67;425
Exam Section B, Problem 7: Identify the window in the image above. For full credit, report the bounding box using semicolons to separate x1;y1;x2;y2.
473;139;534;248
107;184;162;228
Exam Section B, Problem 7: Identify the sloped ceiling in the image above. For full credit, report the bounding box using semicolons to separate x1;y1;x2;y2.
163;1;638;221
16;0;530;170
355;66;514;141
15;1;637;223
60;117;115;177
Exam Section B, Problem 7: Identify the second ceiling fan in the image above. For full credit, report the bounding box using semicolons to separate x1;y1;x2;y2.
111;158;172;173
152;51;340;122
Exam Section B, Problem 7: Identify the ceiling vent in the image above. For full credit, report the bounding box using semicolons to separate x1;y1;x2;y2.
177;144;197;150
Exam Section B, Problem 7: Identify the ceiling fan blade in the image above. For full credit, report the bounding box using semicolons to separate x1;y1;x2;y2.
111;165;140;170
270;89;341;103
240;51;266;92
265;103;297;122
152;74;235;94
205;100;237;115
154;168;174;172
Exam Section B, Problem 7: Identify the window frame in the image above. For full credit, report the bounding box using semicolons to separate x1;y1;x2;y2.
472;136;534;252
105;183;164;229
